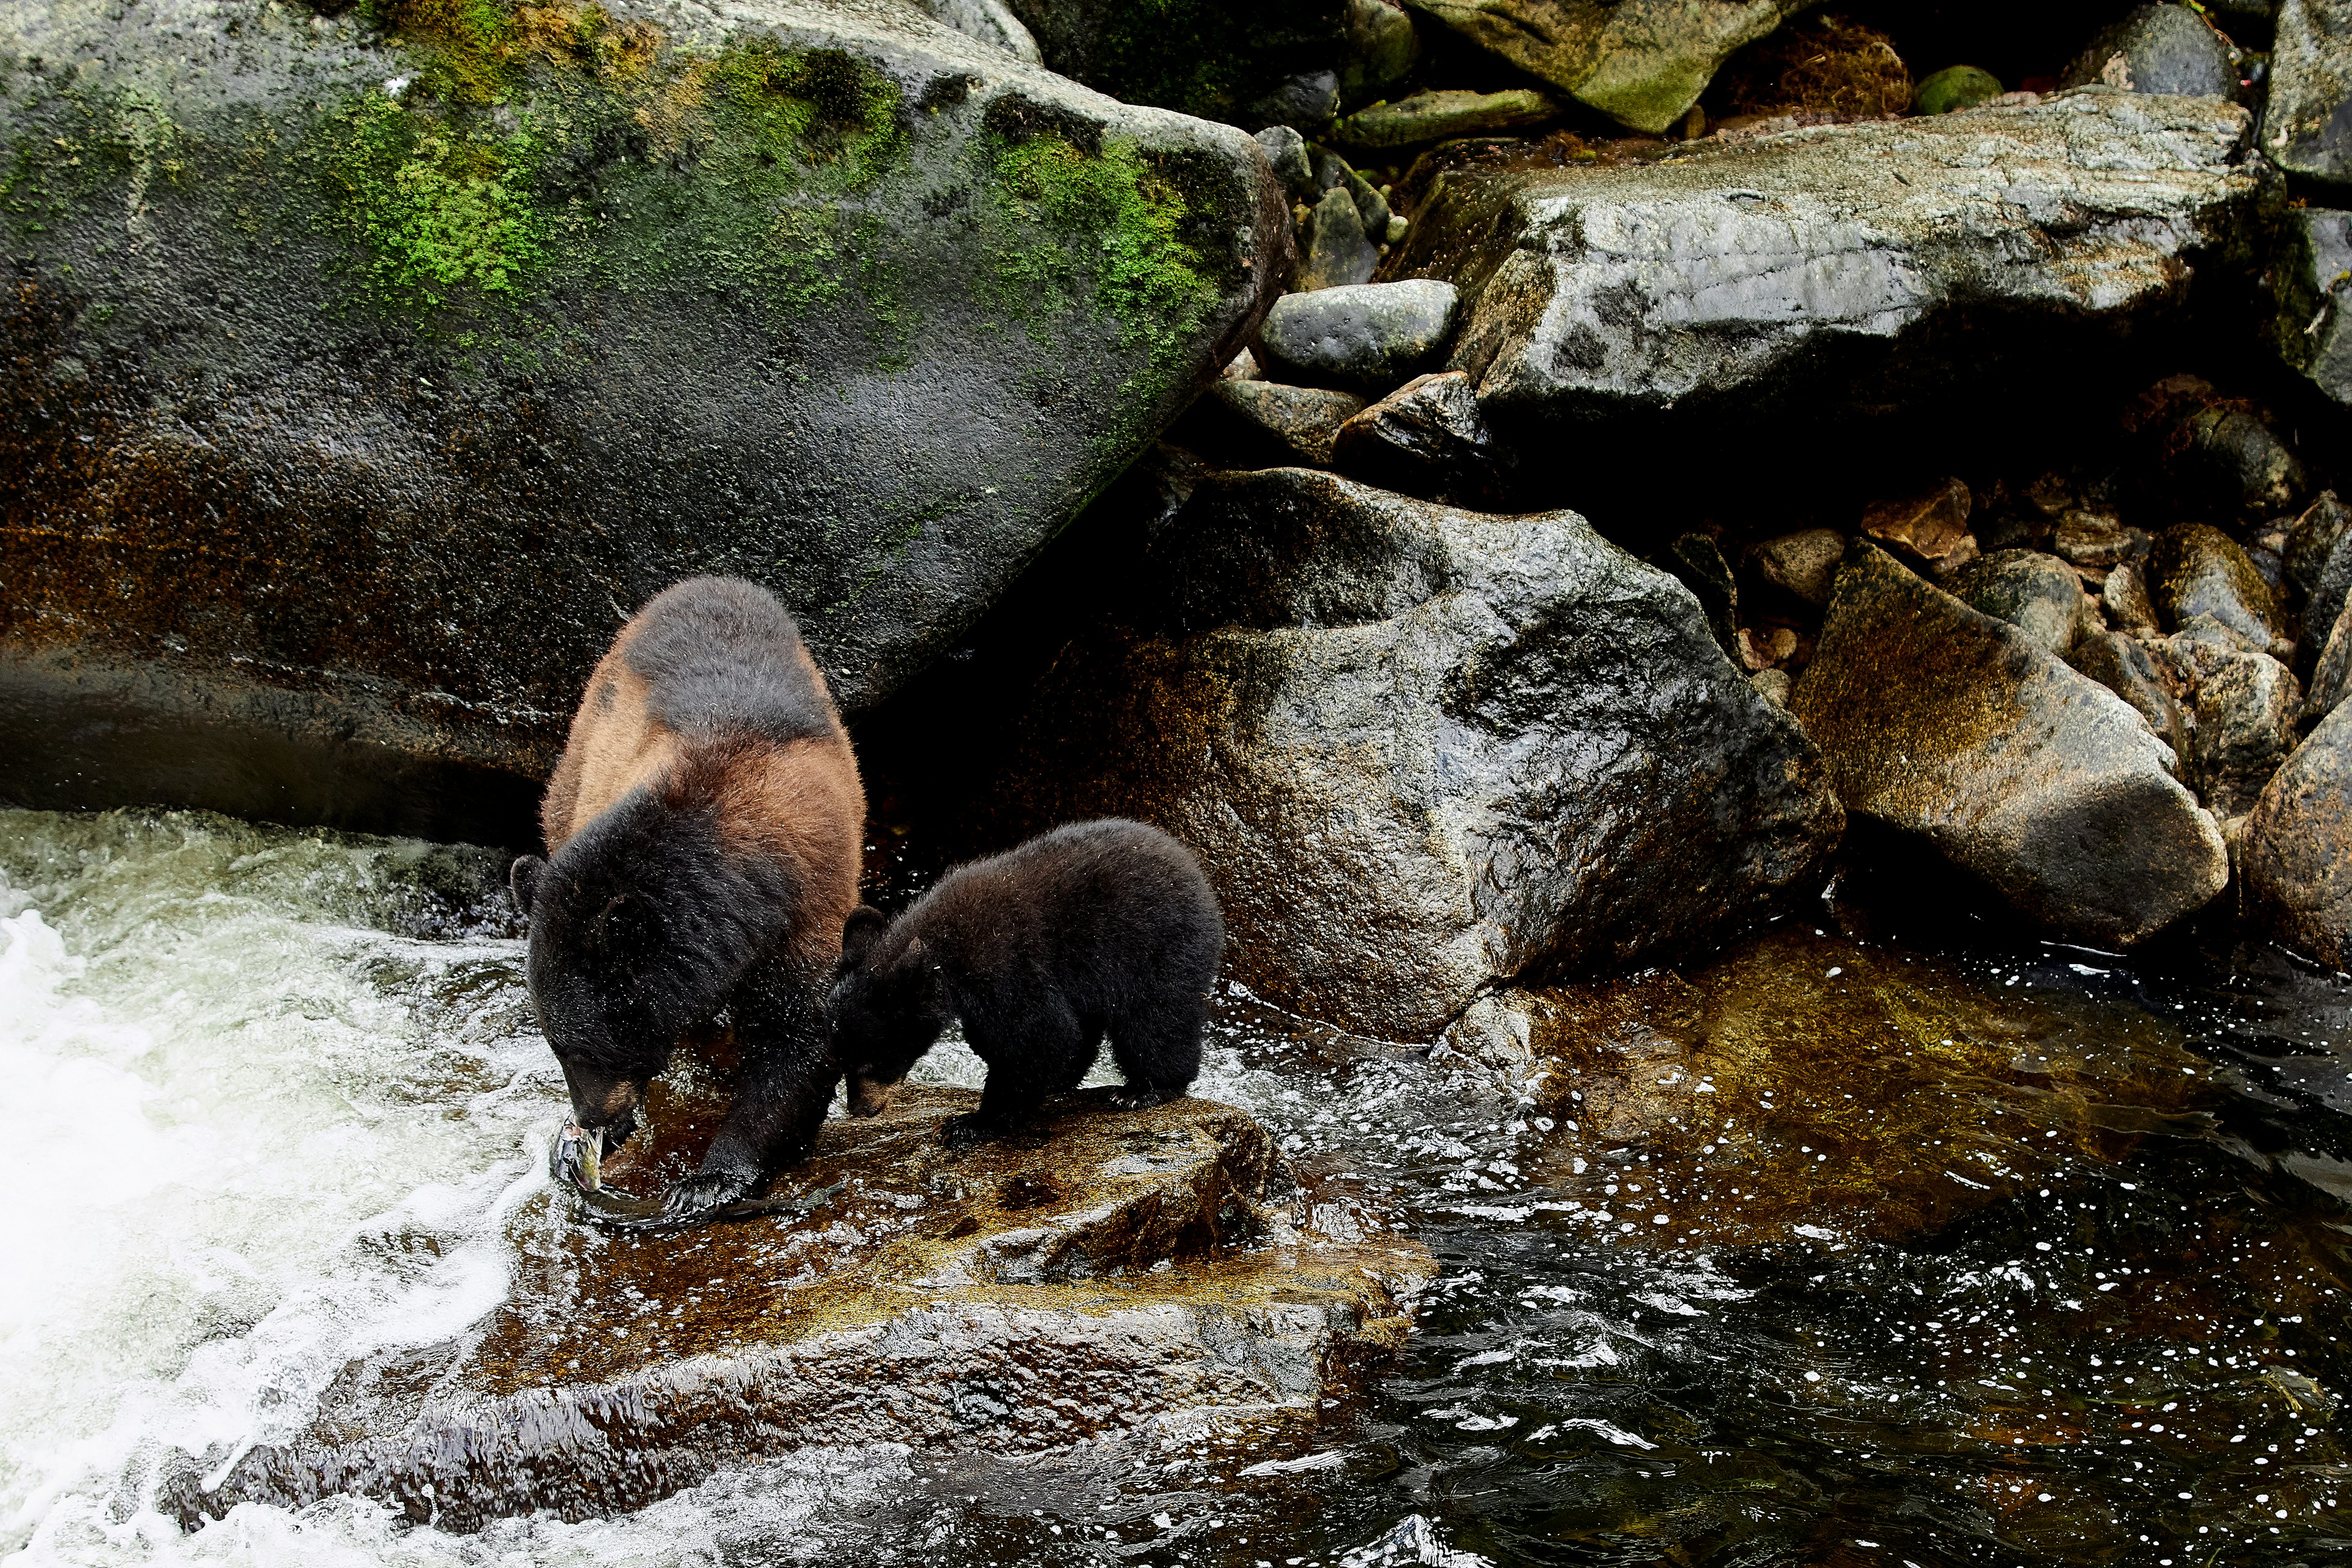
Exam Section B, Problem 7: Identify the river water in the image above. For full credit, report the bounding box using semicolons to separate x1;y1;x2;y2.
3;807;2348;1567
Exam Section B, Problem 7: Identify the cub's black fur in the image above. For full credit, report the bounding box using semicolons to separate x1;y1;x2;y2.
511;577;864;1220
829;818;1223;1150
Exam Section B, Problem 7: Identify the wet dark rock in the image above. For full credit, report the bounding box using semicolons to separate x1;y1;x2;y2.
2159;619;2304;817
2062;4;2240;99
1662;533;1741;658
1913;65;2004;115
1259;281;1463;391
1948;550;2103;657
1175;380;1370;467
1747;529;1847;608
2288;491;2352;644
1254;69;1344;131
1397;96;2262;426
0;0;1289;837
1332;88;1561;151
993;468;1844;1040
2305;601;2352;722
1257;126;1320;202
2269;209;2352;408
1340;0;1423;109
2262;0;2352;188
187;1087;1432;1531
1004;0;1349;124
2105;563;2163;633
2243;703;2352;968
1862;478;1979;576
1789;543;2228;947
1329;372;1517;507
1295;187;1384;290
2159;401;2310;521
1395;0;1817;135
2053;510;2144;571
1315;151;1395;244
2068;630;2192;769
2150;524;2295;660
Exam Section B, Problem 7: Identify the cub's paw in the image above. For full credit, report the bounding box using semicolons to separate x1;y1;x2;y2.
939;1113;998;1153
1106;1084;1183;1111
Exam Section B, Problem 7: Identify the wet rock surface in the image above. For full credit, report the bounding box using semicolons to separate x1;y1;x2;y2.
1746;529;1845;608
1949;550;2101;657
1332;88;1560;151
2263;0;2352;189
1259;281;1463;391
186;1086;1430;1532
1329;372;1516;507
0;0;1286;835
1395;0;1816;135
1396;94;2263;426
2290;492;2352;649
2062;4;2239;99
2158;621;2304;819
1180;381;1371;467
993;467;1843;1040
2244;704;2352;968
2150;524;2294;659
2271;209;2352;407
2069;630;2191;764
1791;543;2228;947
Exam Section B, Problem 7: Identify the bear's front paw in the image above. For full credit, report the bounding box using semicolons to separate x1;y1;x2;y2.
660;1166;757;1219
1106;1084;1182;1111
940;1112;998;1152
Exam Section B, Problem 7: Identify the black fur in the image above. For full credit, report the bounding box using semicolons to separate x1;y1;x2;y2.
828;819;1224;1150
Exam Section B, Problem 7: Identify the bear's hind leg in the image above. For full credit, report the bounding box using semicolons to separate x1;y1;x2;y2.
1104;995;1205;1112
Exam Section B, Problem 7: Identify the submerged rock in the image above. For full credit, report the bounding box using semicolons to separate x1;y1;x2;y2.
1329;372;1517;507
996;469;1844;1041
2269;209;2352;408
1790;543;2227;947
2263;0;2352;189
1442;929;2220;1253
0;0;1288;838
2244;704;2352;968
1331;88;1560;151
1259;281;1463;391
184;1087;1430;1531
1399;94;2263;427
1395;0;1817;135
2150;524;2294;660
2062;4;2239;99
1949;550;2103;657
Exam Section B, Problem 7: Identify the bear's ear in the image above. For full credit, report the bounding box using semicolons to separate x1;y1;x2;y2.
510;856;548;918
840;905;888;967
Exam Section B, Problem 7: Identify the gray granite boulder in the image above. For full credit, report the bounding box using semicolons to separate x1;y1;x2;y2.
1747;529;1846;608
2263;0;2352;189
2243;704;2352;969
1259;280;1462;391
2269;210;2352;409
2062;5;2239;99
1395;0;1820;135
2157;620;2304;818
2306;602;2352;722
2069;630;2192;767
998;468;1845;1039
0;0;1288;837
1394;93;2264;427
1296;187;1384;290
2289;492;2352;646
2150;525;2295;659
1790;543;2228;947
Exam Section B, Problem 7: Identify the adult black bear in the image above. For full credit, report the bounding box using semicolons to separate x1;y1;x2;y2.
511;576;864;1219
828;818;1223;1150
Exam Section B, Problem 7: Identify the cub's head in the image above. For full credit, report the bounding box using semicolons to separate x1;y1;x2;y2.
826;904;944;1108
511;794;782;1149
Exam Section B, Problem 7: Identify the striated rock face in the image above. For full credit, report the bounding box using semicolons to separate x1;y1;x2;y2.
1393;92;2264;429
1790;543;2228;947
0;0;1286;837
2244;705;2352;968
181;1087;1429;1532
994;468;1844;1041
1395;0;1817;136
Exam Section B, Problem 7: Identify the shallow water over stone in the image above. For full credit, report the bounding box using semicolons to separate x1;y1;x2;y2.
4;807;2350;1566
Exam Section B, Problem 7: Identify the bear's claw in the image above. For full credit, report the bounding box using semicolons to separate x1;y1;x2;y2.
1106;1085;1181;1111
940;1112;997;1152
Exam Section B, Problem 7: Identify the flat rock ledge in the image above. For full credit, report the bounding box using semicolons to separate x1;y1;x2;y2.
173;1088;1429;1532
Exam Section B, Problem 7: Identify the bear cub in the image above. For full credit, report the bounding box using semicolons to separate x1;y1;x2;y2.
828;818;1223;1150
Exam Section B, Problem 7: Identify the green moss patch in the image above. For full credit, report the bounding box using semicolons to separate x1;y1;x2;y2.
322;94;544;307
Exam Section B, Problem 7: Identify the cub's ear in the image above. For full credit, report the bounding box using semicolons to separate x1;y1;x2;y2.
510;856;548;918
840;905;889;967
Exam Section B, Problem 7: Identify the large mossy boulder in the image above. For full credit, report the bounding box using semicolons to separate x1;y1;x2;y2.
990;467;1845;1042
1394;92;2264;430
0;0;1286;837
1395;0;1818;136
1790;543;2229;948
181;1086;1431;1531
